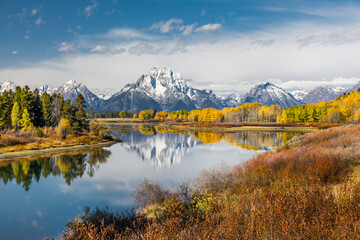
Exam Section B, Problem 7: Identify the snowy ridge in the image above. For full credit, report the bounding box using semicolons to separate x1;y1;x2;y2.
291;90;308;101
0;80;16;93
302;85;346;104
56;79;103;109
241;82;301;107
101;67;225;112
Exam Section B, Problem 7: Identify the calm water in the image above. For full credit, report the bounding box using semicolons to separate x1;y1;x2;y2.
0;125;301;239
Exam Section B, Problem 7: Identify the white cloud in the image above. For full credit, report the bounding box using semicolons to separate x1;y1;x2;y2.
180;24;197;35
195;23;221;33
34;17;44;25
103;28;154;41
58;42;75;52
24;35;30;39
90;45;108;53
84;0;98;18
76;25;82;30
31;8;38;16
12;50;18;55
90;45;125;54
3;7;360;96
150;18;184;33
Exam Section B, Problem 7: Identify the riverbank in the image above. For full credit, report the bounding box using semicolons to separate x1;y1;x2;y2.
0;130;122;161
0;140;118;161
99;118;336;133
56;124;360;239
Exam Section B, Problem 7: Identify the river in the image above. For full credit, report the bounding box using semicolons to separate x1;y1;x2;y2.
0;124;302;239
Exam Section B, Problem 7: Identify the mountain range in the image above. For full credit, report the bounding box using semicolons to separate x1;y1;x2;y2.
1;67;359;111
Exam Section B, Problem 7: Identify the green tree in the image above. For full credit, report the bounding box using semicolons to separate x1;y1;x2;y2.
30;89;44;127
74;94;88;133
119;110;127;118
11;101;21;130
42;92;51;126
20;108;35;131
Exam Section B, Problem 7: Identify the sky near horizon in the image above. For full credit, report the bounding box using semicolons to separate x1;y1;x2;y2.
1;0;360;95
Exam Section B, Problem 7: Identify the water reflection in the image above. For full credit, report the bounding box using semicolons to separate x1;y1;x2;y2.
0;127;302;190
0;149;111;191
110;125;301;168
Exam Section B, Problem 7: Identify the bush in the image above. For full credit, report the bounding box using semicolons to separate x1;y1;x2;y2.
36;127;44;138
133;179;171;208
89;121;111;139
56;118;71;140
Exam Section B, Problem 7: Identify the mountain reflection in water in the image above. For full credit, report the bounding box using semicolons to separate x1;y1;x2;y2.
111;125;301;168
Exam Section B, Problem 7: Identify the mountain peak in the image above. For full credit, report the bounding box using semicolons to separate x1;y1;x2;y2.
64;79;78;85
101;67;225;112
302;84;346;104
242;82;301;107
0;80;16;93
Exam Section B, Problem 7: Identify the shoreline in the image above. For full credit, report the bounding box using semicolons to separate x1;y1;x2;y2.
0;139;119;161
100;118;326;133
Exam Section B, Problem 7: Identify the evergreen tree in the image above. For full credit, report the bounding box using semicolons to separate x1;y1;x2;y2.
50;93;63;126
30;89;44;127
74;94;88;133
20;108;35;131
42;92;51;126
1;90;14;128
11;101;21;130
20;85;31;111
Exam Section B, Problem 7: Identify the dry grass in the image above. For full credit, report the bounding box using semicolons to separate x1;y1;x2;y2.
0;130;105;153
52;124;360;239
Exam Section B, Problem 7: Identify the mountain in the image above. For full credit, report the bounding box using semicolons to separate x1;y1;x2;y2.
100;67;225;112
0;80;16;93
56;80;103;109
302;85;346;104
223;93;242;107
38;85;57;95
241;82;302;108
90;87;116;100
290;90;308;101
347;81;360;93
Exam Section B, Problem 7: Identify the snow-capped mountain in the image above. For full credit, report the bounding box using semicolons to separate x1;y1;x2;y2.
38;85;57;95
302;85;346;104
290;90;308;101
347;81;360;93
241;82;301;107
101;67;225;112
57;80;103;109
223;93;242;107
91;87;116;100
0;80;16;93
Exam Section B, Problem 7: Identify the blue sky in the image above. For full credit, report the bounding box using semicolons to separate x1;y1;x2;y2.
1;0;360;95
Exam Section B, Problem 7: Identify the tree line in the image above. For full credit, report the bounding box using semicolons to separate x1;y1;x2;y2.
114;90;360;124
0;86;88;134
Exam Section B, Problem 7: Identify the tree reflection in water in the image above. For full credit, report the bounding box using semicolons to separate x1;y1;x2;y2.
0;148;111;191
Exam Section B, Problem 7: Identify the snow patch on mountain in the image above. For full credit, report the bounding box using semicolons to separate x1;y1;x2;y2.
57;79;103;109
290;90;308;101
302;85;346;104
241;82;301;107
101;67;225;112
0;80;16;93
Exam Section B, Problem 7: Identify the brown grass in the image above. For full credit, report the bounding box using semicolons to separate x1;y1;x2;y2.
0;130;105;154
